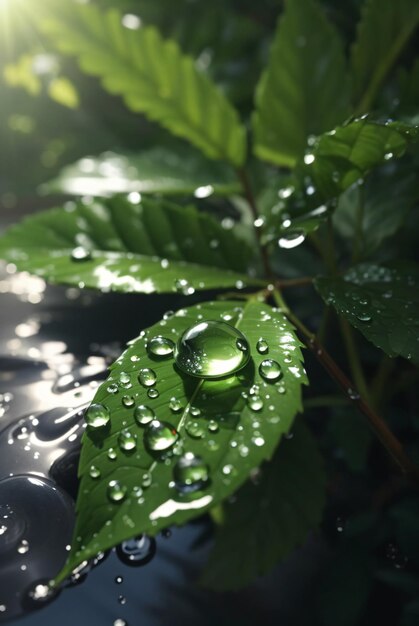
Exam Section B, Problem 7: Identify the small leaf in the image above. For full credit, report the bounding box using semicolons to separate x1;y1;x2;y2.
351;0;419;112
262;118;419;245
40;5;246;166
42;146;241;197
333;165;419;257
54;300;307;583
200;420;325;590
0;196;260;294
252;0;350;168
315;263;419;365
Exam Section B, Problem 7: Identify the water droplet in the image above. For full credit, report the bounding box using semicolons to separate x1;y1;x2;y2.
24;581;59;609
185;421;204;439
147;388;159;399
174;321;250;379
356;311;372;322
138;368;157;387
169;397;183;413
190;406;201;417
247;395;264;411
17;539;29;554
107;383;119;394
134;405;155;426
108;447;117;460
122;395;135;408
278;231;305;249
118;372;132;389
144;420;178;452
116;535;156;567
141;472;152;488
174;452;209;493
85;403;110;428
107;480;127;503
118;429;137;452
174;278;195;295
256;338;269;354
71;246;91;262
147;336;175;358
208;420;219;433
118;595;126;605
115;576;123;584
114;619;128;626
259;359;282;382
89;465;101;479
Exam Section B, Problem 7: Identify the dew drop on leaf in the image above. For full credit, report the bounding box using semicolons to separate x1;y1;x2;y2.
144;420;178;452
118;372;131;388
147;388;159;399
174;278;195;295
138;368;157;387
107;480;127;503
85;403;110;428
208;420;219;433
107;383;119;394
134;405;155;426
108;447;117;460
259;359;282;382
185;421;205;439
173;452;209;493
122;395;135;408
247;395;264;411
169;397;183;413
256;338;269;354
118;429;137;452
174;320;250;378
89;465;101;479
146;336;175;358
70;246;91;262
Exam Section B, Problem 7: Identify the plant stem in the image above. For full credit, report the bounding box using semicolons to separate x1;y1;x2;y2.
236;167;273;279
272;288;419;486
339;317;371;404
275;276;314;288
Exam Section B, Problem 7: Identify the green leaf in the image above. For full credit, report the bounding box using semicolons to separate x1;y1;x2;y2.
351;0;419;113
42;146;241;197
55;300;307;583
315;263;419;365
333;165;419;257
0;196;261;294
200;420;325;590
40;5;246;166
262;118;419;244
252;0;350;168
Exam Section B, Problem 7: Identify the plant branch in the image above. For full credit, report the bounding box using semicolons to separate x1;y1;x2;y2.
236;167;273;279
272;288;419;487
339;318;371;404
275;276;314;288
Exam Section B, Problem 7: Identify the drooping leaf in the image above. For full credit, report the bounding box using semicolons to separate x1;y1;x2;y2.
42;146;241;197
54;300;307;583
262;118;419;245
0;197;261;294
200;420;325;590
252;0;350;168
315;263;419;365
39;4;246;166
350;0;419;112
333;165;419;257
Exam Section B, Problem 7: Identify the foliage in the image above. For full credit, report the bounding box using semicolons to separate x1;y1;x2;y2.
0;0;419;621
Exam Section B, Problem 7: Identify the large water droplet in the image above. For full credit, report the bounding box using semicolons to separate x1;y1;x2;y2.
259;359;282;381
144;420;178;452
147;336;175;358
174;321;250;378
107;480;127;503
134;405;155;426
138;368;157;387
174;453;209;493
85;403;110;428
116;535;156;567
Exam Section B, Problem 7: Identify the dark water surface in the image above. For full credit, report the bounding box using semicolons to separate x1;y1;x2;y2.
0;259;326;626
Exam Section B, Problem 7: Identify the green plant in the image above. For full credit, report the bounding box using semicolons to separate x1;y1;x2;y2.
1;0;419;620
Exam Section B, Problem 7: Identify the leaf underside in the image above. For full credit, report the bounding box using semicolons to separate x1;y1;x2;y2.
316;263;419;365
201;419;326;591
0;196;261;294
55;300;307;583
252;0;350;168
40;4;246;166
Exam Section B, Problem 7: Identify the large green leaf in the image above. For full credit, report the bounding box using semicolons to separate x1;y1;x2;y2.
42;147;241;197
351;0;419;112
0;197;261;293
40;4;246;166
252;0;350;168
315;263;419;365
262;118;419;245
333;165;419;257
55;300;307;583
200;420;325;590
